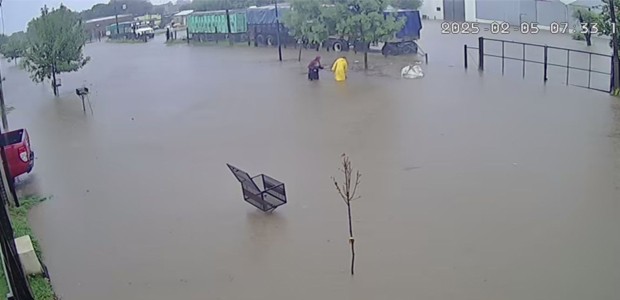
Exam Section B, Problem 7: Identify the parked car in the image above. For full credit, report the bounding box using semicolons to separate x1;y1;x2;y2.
0;129;34;180
136;27;155;39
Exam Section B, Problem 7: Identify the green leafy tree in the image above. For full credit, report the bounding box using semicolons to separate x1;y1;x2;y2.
596;0;620;94
392;0;422;10
331;0;404;69
284;0;329;61
80;0;154;20
597;0;620;43
1;32;28;64
23;5;91;96
573;8;600;46
0;34;8;48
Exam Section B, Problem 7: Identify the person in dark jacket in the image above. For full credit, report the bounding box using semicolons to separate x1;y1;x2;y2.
307;56;324;81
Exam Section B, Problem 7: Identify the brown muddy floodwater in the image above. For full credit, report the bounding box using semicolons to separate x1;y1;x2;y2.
2;31;620;300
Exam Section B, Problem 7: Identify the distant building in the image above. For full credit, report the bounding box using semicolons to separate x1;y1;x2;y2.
173;10;194;28
84;14;134;41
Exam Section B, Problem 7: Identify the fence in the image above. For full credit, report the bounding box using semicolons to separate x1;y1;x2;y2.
464;37;612;93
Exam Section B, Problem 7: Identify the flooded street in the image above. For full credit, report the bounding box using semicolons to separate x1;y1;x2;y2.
2;29;620;300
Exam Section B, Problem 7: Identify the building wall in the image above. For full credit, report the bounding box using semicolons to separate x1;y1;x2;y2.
465;0;476;22
420;0;444;20
470;0;603;27
84;15;134;41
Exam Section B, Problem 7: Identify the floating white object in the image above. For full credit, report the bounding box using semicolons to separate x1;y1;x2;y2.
401;64;424;79
15;235;43;275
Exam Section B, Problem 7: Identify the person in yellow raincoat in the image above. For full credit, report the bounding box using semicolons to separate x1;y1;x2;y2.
331;56;348;82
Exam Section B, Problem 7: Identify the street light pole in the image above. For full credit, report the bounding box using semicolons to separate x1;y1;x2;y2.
0;0;7;131
114;0;120;36
609;0;620;94
274;0;282;62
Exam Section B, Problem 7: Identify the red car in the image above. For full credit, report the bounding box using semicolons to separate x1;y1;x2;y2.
0;129;34;180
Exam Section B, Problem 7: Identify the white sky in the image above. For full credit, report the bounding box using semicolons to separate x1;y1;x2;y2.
1;0;172;34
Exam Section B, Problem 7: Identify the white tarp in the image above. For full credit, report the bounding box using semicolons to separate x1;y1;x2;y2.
401;64;424;79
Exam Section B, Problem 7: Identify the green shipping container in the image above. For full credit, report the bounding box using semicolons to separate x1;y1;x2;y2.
106;22;133;35
188;11;247;34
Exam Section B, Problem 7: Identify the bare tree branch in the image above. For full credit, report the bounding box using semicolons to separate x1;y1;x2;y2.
332;153;362;275
350;171;361;200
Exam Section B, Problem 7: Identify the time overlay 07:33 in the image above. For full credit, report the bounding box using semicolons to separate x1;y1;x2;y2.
440;21;600;35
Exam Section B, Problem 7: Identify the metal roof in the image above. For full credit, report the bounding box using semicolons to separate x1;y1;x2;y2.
85;14;133;23
174;10;194;17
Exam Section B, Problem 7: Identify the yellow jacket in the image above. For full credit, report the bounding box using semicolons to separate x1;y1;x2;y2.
331;58;348;82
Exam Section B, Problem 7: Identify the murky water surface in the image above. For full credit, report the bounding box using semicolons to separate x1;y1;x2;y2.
2;26;619;300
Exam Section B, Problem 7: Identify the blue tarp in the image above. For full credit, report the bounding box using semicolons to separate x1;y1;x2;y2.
247;5;291;25
386;10;422;40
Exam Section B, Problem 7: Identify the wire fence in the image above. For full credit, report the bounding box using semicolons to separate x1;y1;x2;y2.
464;37;612;93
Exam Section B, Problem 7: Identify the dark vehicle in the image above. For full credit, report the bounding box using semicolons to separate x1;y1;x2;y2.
247;4;295;47
0;129;34;180
324;8;423;56
380;9;423;56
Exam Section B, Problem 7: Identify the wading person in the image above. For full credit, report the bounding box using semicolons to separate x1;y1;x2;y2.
332;56;348;82
307;56;323;81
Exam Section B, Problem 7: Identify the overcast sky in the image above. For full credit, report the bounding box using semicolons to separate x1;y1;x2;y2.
1;0;170;34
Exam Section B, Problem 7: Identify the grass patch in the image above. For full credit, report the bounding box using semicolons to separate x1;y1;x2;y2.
0;271;7;300
0;197;56;300
165;39;189;45
164;39;248;46
106;39;146;44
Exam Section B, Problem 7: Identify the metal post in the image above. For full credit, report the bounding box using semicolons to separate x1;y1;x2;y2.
522;44;526;78
609;0;620;94
114;0;119;36
464;44;468;69
0;1;7;131
225;9;233;46
478;37;484;71
543;46;548;82
588;53;592;88
0;63;8;132
275;0;283;62
501;41;505;75
566;50;570;85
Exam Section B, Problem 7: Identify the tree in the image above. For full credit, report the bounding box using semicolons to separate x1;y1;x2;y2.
22;5;91;96
0;32;27;64
80;0;154;20
597;0;620;94
598;0;620;44
332;154;362;275
392;0;422;10
573;8;599;46
284;0;329;61
330;0;405;70
0;34;8;48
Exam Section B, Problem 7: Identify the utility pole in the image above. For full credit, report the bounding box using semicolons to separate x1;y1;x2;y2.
114;0;120;36
609;0;620;94
0;0;8;131
275;0;283;62
0;50;8;132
